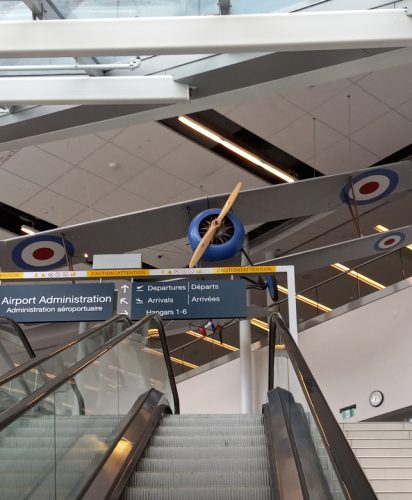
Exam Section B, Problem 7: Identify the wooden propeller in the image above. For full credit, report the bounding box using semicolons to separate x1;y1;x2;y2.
189;182;242;268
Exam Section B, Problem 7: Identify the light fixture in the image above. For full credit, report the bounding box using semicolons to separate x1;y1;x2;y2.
375;224;412;251
186;330;239;352
178;116;296;184
21;225;38;235
276;284;332;313
331;263;385;290
250;318;269;331
143;347;198;369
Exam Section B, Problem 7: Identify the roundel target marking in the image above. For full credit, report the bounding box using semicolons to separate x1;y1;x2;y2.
340;168;399;205
373;232;405;252
12;235;75;271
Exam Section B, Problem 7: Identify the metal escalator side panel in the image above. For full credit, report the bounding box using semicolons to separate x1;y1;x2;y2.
267;313;377;500
79;389;169;500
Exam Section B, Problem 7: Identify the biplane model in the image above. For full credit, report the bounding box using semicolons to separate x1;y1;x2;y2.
0;160;412;273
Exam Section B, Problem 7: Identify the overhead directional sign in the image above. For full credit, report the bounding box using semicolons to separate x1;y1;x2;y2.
0;283;114;323
131;279;247;320
115;280;132;316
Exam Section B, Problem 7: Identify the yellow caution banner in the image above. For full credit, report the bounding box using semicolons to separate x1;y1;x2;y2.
0;266;277;281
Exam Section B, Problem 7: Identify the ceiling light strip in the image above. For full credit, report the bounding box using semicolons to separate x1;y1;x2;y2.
250;318;269;331
143;347;198;369
178;116;295;184
277;284;332;312
186;330;239;352
375;224;412;251
331;263;385;290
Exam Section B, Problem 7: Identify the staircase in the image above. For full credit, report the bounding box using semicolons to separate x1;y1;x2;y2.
122;414;272;500
343;422;412;499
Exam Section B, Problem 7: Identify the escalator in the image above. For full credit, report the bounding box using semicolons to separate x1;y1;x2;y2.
0;312;376;499
0;316;35;374
0;314;131;414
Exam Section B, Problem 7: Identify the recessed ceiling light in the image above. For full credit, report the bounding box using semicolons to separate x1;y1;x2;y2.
178;115;295;183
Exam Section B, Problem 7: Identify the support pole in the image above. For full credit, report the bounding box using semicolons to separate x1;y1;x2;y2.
240;239;253;414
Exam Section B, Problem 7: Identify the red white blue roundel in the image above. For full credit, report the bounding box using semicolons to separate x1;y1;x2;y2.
374;232;405;252
12;235;75;271
341;168;398;205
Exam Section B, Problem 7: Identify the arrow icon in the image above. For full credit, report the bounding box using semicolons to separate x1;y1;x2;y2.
123;310;129;315
121;285;129;293
120;298;129;305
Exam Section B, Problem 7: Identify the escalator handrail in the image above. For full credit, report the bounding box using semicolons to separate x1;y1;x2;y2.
0;316;36;359
0;314;131;387
0;314;179;432
268;312;376;499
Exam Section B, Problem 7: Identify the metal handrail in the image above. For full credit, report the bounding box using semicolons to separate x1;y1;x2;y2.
0;314;179;432
0;316;35;359
268;312;377;499
267;245;404;309
0;314;131;387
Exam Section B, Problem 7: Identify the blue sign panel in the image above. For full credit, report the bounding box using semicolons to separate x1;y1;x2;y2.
131;280;247;320
0;283;114;323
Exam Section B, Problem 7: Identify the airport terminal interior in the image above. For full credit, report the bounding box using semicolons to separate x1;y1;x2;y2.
0;0;412;498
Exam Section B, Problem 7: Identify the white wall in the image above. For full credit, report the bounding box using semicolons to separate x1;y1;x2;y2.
178;279;412;421
299;279;412;422
177;346;269;414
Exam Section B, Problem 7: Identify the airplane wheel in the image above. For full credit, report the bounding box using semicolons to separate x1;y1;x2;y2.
188;209;245;262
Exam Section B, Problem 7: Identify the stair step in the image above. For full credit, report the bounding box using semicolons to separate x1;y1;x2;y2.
349;439;412;448
123;486;271;500
377;493;412;499
365;468;412;479
131;471;270;488
355;449;412;457
370;478;412;492
342;423;412;431
344;431;412;439
359;457;412;468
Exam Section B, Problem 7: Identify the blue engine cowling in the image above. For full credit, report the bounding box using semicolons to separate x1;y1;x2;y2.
188;208;245;262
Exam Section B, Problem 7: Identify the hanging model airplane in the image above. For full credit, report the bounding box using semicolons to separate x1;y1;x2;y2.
0;160;412;272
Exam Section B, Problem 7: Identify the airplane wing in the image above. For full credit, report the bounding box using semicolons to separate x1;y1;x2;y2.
260;224;412;273
0;160;411;271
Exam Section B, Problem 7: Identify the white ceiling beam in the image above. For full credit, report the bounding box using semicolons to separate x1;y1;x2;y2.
23;0;103;77
0;75;190;105
0;10;411;58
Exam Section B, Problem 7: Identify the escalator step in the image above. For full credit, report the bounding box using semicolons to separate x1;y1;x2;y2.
148;435;266;448
159;415;263;427
138;457;269;473
154;425;264;437
144;446;268;460
123;486;272;500
131;471;270;488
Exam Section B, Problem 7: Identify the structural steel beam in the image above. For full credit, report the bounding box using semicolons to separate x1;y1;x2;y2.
0;75;190;105
0;45;404;150
0;10;411;58
23;0;103;76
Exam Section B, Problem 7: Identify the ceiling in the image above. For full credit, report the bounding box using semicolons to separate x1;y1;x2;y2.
0;1;411;276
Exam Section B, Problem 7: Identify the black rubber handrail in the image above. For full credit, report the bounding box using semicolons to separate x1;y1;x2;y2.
0;314;131;387
268;312;377;500
0;314;179;432
0;316;35;359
